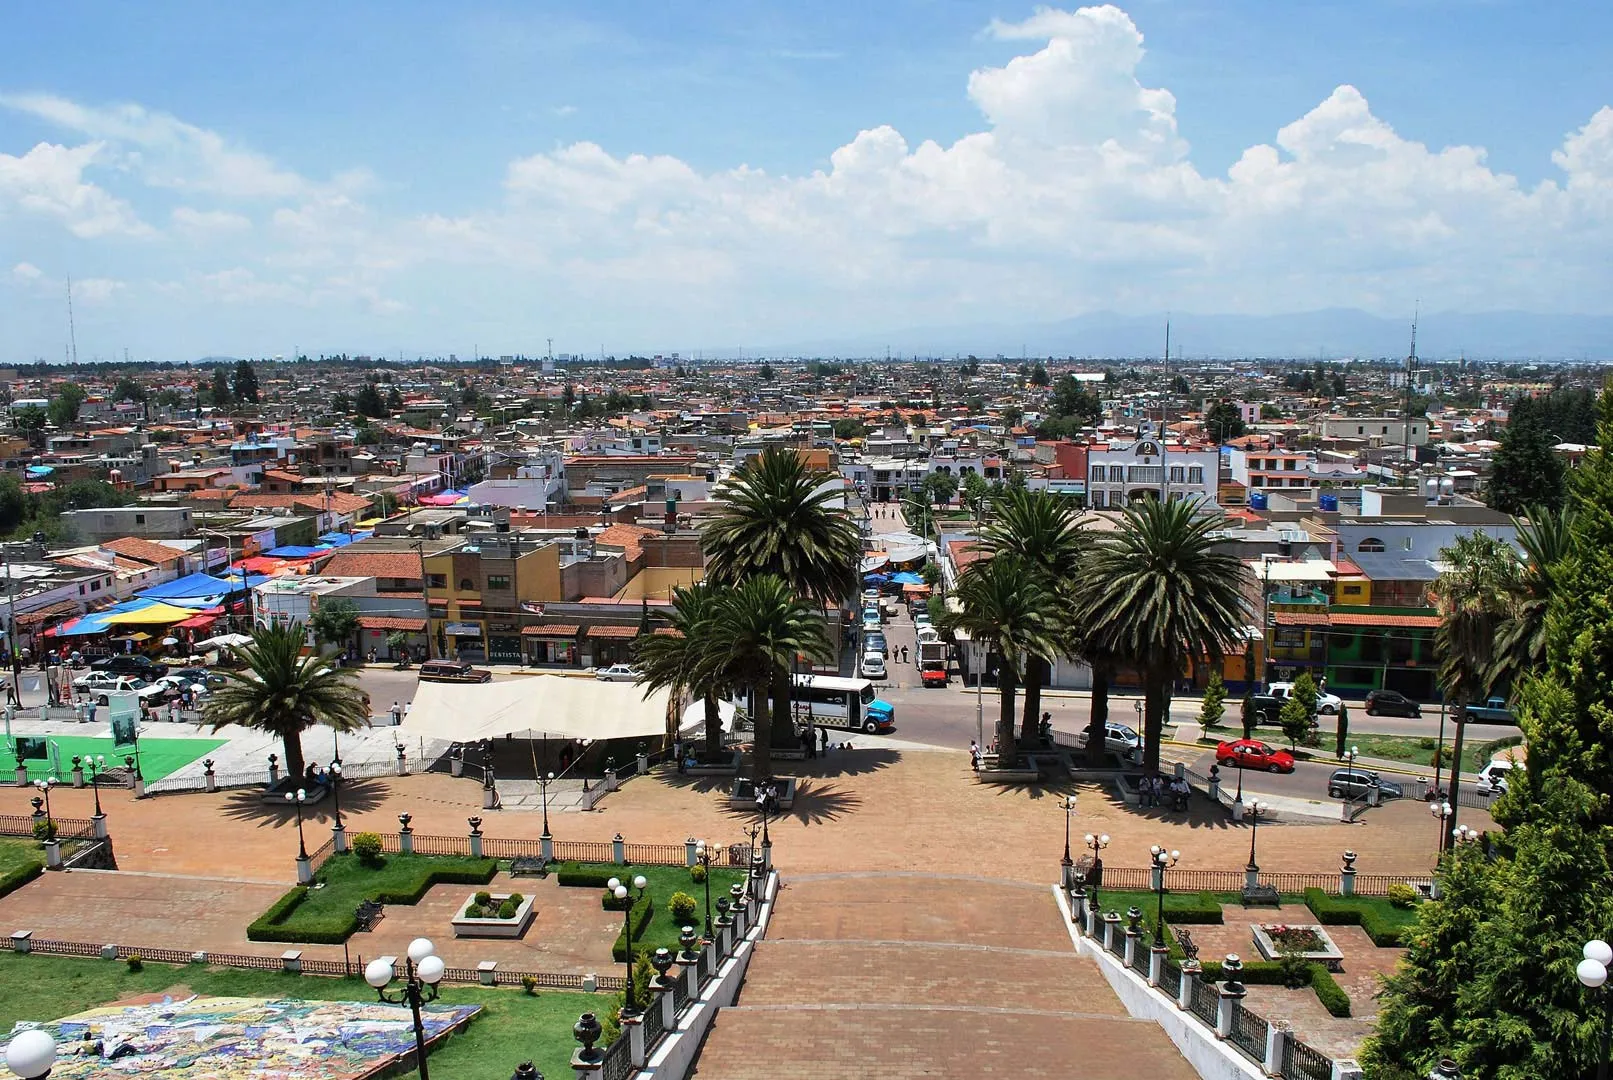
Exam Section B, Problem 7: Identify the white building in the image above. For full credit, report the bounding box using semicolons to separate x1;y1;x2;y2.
1084;438;1219;510
251;575;376;643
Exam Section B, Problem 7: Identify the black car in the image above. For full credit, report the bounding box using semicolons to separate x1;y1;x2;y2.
1327;768;1404;800
92;655;168;679
1364;689;1422;717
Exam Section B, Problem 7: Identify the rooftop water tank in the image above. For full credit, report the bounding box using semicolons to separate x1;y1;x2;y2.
1249;491;1269;510
1318;493;1339;512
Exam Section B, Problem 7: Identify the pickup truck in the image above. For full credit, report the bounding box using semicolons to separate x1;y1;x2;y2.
1459;696;1516;725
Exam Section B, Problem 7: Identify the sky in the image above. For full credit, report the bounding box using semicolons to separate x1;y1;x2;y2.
2;1;1611;361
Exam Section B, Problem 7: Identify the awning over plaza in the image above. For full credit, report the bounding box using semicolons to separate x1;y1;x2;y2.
399;676;671;743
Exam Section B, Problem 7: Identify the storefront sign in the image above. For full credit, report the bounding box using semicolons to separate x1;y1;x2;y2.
445;621;483;637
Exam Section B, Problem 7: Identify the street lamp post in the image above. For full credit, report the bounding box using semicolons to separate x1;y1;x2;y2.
32;777;57;825
1431;800;1453;855
1059;795;1077;889
366;938;445;1080
1084;832;1110;912
1245;800;1265;889
86;754;105;817
1150;845;1179;946
695;839;717;936
609;876;648;1011
1340;746;1359;822
538;770;554;839
1577;938;1613;1080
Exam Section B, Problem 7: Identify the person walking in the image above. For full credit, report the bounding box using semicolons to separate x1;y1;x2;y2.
969;739;980;771
390;701;402;726
820;727;829;755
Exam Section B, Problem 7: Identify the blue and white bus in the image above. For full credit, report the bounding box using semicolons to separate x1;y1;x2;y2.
790;674;895;734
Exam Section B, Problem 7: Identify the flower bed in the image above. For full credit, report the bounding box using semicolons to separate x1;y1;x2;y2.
452;891;536;939
1250;922;1344;971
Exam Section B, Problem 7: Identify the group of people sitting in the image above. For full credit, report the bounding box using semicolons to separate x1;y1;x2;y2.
1139;771;1193;812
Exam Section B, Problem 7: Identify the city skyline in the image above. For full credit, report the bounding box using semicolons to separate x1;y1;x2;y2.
3;2;1612;360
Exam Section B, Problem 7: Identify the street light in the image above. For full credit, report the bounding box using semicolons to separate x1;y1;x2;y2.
328;762;344;832
1578;938;1613;1080
1246;800;1265;875
1340;746;1359;822
609;876;648;1012
32;777;57;825
1150;845;1180;946
4;1028;56;1078
1431;800;1453;854
1059;795;1078;886
86;755;105;818
366;938;445;1080
285;788;310;860
1084;833;1110;911
694;840;716;936
538;771;554;839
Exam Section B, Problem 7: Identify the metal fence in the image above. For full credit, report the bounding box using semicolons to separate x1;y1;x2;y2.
1228;1001;1268;1063
1097;865;1423;897
1283;1033;1334;1080
0;815;98;840
1129;938;1151;978
600;1028;634;1080
642;997;666;1045
1188;978;1219;1027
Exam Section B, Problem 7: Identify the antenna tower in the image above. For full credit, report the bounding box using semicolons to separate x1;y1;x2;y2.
66;276;78;365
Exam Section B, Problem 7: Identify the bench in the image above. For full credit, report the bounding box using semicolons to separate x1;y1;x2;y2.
354;900;384;931
1240;884;1281;907
1175;927;1201;963
510;856;550;878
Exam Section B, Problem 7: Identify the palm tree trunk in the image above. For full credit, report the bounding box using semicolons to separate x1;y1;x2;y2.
1141;671;1167;775
769;667;796;749
751;679;773;781
1020;654;1046;747
1084;662;1110;767
1443;697;1467;852
282;732;306;782
997;666;1018;764
703;695;723;762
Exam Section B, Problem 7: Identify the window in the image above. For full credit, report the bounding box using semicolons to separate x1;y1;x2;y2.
1357;426;1364;435
1274;626;1306;648
1169;466;1184;483
1251;476;1264;487
90;580;101;592
1108;465;1124;483
1382;426;1390;435
1090;465;1104;482
427;574;447;589
458;578;475;591
486;574;512;591
1341;583;1364;596
1091;491;1105;508
1188;466;1204;484
135;514;145;525
1284;459;1297;470
1357;537;1386;553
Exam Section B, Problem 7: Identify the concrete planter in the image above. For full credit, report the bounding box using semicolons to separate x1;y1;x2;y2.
451;893;536;939
1251;923;1344;971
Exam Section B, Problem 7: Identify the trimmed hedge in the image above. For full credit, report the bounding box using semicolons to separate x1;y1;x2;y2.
609;896;656;962
1196;958;1351;1018
248;858;498;944
247;888;318;942
1303;888;1416;947
555;862;622;889
0;860;44;901
1094;890;1232;924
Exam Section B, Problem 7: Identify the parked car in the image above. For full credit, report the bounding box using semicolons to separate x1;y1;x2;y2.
861;609;882;633
1242;693;1286;725
1327;767;1404;800
171;667;229;689
1460;696;1516;725
1074;722;1143;757
418;660;493;684
864;631;887;657
1269;681;1344;715
1475;760;1516;796
1215;739;1296;773
73;672;148;693
919;664;948;688
91;655;168;679
860;652;887;680
1364;689;1422;717
594;664;641;683
913;611;932;629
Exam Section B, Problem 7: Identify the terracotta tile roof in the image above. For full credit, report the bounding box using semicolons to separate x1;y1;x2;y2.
1328;612;1440;629
15;600;81;628
607;485;649;504
522;624;580;637
100;537;184;566
1273;612;1331;627
357;616;427;632
594;524;663;561
320;551;424;580
585;624;640;639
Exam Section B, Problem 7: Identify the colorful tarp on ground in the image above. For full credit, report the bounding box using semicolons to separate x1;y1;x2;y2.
0;995;481;1079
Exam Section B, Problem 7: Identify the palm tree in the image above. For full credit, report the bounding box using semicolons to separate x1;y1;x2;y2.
635;582;733;764
702;447;861;747
1492;505;1576;692
705;575;833;780
203;622;371;780
943;554;1060;763
1433;531;1522;840
974;488;1088;746
1077;500;1251;775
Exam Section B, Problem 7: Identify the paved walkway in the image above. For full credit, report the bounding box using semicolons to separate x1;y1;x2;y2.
696;874;1197;1079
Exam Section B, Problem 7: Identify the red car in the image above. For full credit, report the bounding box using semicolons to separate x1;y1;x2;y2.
1215;739;1296;773
920;665;948;688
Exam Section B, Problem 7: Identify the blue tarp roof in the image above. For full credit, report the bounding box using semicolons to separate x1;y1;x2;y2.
138;572;246;599
315;530;373;548
55;598;159;636
890;571;925;585
265;545;329;558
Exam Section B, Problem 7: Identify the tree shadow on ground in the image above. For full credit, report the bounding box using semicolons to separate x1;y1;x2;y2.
653;747;900;791
717;777;863;827
217;779;391;828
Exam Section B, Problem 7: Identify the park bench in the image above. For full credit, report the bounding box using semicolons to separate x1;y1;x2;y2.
510;856;550;878
1175;927;1201;962
1240;883;1281;907
354;900;384;931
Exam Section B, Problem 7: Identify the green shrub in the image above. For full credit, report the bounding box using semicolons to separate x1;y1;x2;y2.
247;888;312;941
32;819;56;843
609;897;656;962
520;974;538;995
126;953;143;972
1304;888;1416;946
498;899;518;919
1276;949;1311;988
1386;883;1419;909
474;890;492;906
507;892;525;906
1193;956;1351;1017
0;860;43;901
690;864;707;884
1310;966;1351;1017
351;831;383;865
669;891;698;923
555;862;619;888
466;903;486;919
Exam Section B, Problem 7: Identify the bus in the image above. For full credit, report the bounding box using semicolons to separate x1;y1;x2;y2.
789;674;895;734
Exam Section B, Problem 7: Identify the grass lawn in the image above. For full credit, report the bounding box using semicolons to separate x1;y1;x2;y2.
0;735;227;782
558;862;747;955
0;836;45;878
1090;889;1297;924
0;951;608;1080
1307;891;1421;945
252;852;497;942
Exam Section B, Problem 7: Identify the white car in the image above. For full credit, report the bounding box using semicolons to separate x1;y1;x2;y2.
861;610;882;633
860;652;887;680
1268;681;1344;715
594;664;641;683
913;611;932;629
1074;722;1143;756
1475;760;1515;797
72;672;147;693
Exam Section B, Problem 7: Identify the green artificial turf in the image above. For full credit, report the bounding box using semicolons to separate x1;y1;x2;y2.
0;950;609;1080
0;735;226;783
557;862;747;955
250;852;498;943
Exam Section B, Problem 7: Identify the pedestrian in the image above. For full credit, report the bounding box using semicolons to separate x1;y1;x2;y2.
390;701;401;726
168;700;178;724
404;701;412;722
674;738;685;774
968;739;980;770
820;727;829;755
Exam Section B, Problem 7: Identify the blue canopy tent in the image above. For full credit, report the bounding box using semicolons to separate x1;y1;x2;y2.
264;545;330;559
138;572;242;600
862;573;891;584
890;571;925;586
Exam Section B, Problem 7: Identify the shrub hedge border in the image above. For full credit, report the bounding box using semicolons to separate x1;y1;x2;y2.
609;897;656;962
0;860;44;902
1303;888;1412;947
1197;958;1352;1018
247;856;498;944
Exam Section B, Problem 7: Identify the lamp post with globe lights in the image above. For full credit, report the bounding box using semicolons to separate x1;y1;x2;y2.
1084;833;1110;912
1578;938;1613;1080
4;1028;56;1079
1431;800;1453;855
32;777;57;830
1150;845;1180;946
367;938;445;1080
608;876;649;1012
1244;800;1265;890
85;754;106;818
285;788;312;884
1339;746;1359;822
695;839;717;936
1059;795;1077;889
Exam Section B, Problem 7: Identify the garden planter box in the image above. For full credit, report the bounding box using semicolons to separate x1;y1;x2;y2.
451;893;536;939
1251;923;1344;971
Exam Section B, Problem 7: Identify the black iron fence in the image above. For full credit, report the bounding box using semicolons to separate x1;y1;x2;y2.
0;814;98;840
1284;1033;1334;1080
1097;865;1423;897
1228;1001;1269;1063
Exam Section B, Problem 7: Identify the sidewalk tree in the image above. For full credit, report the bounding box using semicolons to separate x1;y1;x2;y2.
962;472;991;520
1197;672;1226;731
1491;504;1576;692
309;598;361;656
202;621;370;780
1278;692;1311;749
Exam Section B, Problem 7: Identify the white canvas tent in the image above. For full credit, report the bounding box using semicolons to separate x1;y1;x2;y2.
398;676;671;744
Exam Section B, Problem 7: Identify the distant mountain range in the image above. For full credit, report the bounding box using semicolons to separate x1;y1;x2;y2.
762;309;1613;362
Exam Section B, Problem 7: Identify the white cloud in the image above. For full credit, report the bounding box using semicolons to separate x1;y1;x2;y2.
171;206;252;236
0;141;152;237
72;277;124;303
9;262;43;283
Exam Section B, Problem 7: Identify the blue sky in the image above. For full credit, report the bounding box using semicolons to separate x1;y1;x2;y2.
2;2;1611;360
